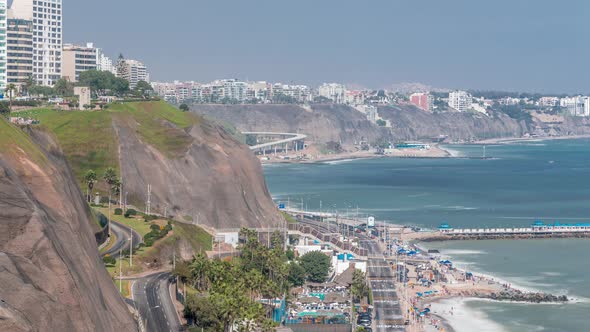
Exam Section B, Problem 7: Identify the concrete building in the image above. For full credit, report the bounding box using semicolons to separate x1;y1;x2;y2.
116;57;149;89
448;90;472;112
0;0;7;95
74;86;90;110
538;96;559;107
409;92;433;112
62;43;97;82
10;0;63;86
96;48;116;75
6;17;33;89
318;83;346;104
561;96;587;117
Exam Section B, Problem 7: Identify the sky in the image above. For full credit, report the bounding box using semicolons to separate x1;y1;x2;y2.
65;0;590;93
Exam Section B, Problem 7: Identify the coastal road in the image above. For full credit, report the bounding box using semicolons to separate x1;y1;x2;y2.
102;220;143;259
361;239;406;332
131;272;181;332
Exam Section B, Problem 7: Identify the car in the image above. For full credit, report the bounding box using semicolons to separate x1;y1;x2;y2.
357;318;371;324
360;321;372;328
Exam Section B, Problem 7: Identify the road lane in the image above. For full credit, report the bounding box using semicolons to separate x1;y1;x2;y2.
102;220;142;259
132;272;181;332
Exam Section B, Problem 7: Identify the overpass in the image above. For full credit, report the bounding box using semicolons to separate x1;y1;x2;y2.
243;132;307;155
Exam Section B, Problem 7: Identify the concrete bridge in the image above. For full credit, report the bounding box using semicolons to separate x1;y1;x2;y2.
244;132;307;155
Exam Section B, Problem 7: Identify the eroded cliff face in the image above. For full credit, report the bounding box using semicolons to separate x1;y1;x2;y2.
377;106;529;141
112;112;283;229
192;104;394;147
0;129;136;331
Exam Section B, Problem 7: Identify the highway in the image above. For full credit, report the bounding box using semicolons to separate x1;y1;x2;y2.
360;239;406;332
102;220;143;259
243;131;307;151
132;272;181;332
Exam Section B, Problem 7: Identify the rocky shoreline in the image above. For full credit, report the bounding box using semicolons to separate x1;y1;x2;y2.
484;290;568;303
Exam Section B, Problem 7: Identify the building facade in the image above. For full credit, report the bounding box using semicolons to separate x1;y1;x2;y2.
448;90;471;112
10;0;63;86
318;83;346;104
6;17;33;89
409;92;433;112
0;0;7;95
117;57;149;89
96;48;116;75
62;42;96;82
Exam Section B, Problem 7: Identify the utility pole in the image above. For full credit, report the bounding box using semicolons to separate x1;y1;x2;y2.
145;184;151;215
129;226;133;267
119;179;123;209
119;248;123;293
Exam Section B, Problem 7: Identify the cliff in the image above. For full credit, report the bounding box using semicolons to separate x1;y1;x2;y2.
33;101;281;229
0;118;136;331
192;104;394;147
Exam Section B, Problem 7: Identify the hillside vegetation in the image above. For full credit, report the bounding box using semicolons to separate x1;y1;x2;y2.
21;101;197;184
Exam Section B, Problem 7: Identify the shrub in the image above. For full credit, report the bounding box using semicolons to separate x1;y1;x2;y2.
126;209;137;216
114;208;123;215
102;255;116;265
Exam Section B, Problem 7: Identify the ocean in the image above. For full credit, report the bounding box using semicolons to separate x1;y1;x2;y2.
263;139;590;332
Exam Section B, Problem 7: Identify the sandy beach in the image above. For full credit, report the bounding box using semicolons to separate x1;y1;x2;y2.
472;134;590;145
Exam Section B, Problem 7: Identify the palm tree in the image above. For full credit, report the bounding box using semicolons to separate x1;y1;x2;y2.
83;170;97;203
5;84;17;116
103;167;118;237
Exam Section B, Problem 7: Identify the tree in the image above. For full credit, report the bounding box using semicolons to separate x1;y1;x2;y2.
299;251;331;283
28;85;55;97
245;134;257;146
179;103;190;112
376;119;387;127
103;167;117;206
5;84;17;116
134;80;153;98
287;262;306;287
83;170;97;203
351;269;369;301
78;70;130;97
54;78;74;97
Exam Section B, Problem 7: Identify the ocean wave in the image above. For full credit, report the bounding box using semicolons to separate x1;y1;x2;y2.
444;249;488;255
442;147;464;157
322;158;361;165
429;298;507;332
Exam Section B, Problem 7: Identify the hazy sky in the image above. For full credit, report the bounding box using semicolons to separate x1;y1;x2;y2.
65;0;589;93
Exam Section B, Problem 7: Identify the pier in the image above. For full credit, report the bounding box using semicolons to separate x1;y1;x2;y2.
435;221;590;239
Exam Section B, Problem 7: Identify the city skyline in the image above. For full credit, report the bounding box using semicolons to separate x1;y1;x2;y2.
65;0;590;94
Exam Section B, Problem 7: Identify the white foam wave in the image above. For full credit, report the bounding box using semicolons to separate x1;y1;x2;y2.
428;298;507;332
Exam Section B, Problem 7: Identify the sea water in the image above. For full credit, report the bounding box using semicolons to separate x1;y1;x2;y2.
264;139;590;331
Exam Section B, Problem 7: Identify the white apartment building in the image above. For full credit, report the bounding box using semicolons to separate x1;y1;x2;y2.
10;0;63;87
6;17;33;89
96;48;116;75
538;97;559;107
0;0;7;95
560;96;587;117
318;83;346;104
117;57;149;89
448;90;472;112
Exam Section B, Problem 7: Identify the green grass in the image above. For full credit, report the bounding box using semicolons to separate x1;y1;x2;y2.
282;211;297;224
21;101;199;189
173;222;213;251
31;108;119;183
0;116;47;164
110;101;198;157
96;207;153;237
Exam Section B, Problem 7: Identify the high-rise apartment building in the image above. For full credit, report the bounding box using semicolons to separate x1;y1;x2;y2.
410;92;433;112
0;0;7;95
96;48;116;75
62;42;96;82
448;90;471;112
6;17;33;89
10;0;63;86
318;83;347;104
116;57;149;89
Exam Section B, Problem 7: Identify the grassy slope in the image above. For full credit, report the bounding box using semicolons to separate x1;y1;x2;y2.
25;101;197;187
0;116;47;164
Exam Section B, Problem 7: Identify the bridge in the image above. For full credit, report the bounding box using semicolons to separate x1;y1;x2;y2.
243;132;307;155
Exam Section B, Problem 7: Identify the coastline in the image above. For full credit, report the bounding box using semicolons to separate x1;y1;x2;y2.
471;134;590;145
